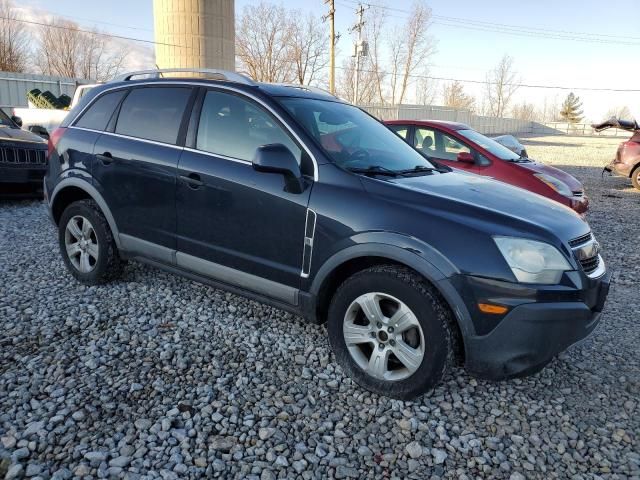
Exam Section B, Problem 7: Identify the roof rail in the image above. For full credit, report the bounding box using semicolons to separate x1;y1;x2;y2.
110;68;256;85
273;83;336;98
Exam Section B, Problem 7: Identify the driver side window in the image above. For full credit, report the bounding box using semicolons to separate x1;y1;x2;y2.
196;90;302;164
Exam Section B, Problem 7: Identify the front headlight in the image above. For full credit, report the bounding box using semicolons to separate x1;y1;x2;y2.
494;236;572;284
534;173;573;197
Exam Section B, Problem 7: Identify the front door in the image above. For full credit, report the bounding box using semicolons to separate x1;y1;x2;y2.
176;89;312;294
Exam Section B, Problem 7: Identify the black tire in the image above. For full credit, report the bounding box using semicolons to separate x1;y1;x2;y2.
58;199;123;285
327;265;454;400
631;164;640;191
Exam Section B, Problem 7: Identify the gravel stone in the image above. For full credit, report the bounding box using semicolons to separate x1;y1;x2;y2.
0;137;638;478
405;441;423;459
6;464;23;480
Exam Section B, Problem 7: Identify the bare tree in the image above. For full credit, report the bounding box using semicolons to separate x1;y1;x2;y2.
236;2;295;83
289;12;328;86
363;7;387;104
484;54;519;117
37;18;127;80
337;56;377;104
388;1;435;105
511;102;538;121
442;81;475;111
605;105;632;120
539;95;560;122
0;0;31;72
415;76;437;105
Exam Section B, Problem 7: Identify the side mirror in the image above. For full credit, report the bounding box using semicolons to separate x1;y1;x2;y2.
252;143;305;194
457;152;475;164
11;115;22;128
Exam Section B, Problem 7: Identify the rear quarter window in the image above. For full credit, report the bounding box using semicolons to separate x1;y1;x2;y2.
115;87;192;144
74;90;127;131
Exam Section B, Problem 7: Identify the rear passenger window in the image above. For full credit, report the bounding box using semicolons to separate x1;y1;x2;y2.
115;87;192;144
75;90;126;131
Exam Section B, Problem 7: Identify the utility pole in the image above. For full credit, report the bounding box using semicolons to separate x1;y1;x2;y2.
350;4;368;105
323;0;336;94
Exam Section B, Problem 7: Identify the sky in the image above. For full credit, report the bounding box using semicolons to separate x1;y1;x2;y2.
17;0;640;121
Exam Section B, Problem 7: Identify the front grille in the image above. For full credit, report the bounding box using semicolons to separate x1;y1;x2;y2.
569;231;603;277
580;256;600;274
569;232;592;247
572;191;584;197
0;146;47;166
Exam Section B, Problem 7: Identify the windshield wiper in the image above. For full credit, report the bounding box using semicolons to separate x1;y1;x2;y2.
347;165;404;177
398;165;438;175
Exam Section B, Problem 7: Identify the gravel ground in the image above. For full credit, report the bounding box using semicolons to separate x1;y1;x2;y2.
1;135;638;479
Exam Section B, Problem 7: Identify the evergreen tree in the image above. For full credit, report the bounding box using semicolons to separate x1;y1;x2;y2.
559;92;584;123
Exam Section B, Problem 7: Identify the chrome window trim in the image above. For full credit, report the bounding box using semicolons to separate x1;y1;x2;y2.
183;147;251;165
68;81;320;181
69;126;185;151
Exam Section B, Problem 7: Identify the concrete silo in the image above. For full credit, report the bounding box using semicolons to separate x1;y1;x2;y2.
153;0;235;72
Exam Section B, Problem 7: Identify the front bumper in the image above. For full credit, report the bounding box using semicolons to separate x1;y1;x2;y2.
0;165;46;196
459;270;611;380
569;195;589;214
605;158;633;177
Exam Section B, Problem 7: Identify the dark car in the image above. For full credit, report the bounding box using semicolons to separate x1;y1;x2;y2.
0;109;48;197
386;120;589;214
44;69;610;399
594;117;640;190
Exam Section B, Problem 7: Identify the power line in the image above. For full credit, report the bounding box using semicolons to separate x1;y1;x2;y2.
339;0;640;46
0;16;180;48
33;12;154;33
331;64;640;92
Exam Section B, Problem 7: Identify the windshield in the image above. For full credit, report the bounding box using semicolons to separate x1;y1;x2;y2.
0;109;15;127
279;98;435;172
457;129;521;161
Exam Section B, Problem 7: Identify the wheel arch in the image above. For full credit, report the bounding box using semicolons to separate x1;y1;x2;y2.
50;178;121;248
310;242;475;361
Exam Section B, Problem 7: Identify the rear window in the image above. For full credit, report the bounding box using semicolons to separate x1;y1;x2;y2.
115;87;192;144
75;90;126;131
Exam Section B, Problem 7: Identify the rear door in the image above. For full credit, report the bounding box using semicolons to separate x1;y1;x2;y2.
175;88;312;292
92;86;195;260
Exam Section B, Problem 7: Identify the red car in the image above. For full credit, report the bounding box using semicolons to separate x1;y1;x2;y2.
593;117;640;190
385;120;589;214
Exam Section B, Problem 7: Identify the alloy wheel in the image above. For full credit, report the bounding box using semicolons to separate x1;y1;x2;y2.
343;292;425;381
64;215;99;273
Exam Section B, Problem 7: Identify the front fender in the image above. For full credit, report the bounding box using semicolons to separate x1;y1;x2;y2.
308;233;476;339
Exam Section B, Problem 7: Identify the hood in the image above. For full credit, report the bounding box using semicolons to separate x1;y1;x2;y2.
378;170;588;240
592;117;638;132
517;160;584;193
0;125;47;146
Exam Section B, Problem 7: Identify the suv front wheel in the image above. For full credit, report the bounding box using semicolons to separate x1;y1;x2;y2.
58;199;124;285
327;265;454;399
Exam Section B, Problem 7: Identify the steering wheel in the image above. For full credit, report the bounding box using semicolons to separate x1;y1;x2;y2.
344;148;370;165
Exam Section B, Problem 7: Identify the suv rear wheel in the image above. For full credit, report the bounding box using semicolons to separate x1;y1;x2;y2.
327;265;453;399
58;199;123;285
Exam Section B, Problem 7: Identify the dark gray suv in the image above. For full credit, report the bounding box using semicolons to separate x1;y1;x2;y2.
44;69;610;399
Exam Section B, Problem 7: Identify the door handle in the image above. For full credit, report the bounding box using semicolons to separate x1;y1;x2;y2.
180;173;204;188
96;152;113;165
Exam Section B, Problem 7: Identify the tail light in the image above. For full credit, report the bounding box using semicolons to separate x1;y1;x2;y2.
48;127;67;159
